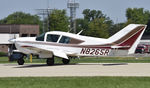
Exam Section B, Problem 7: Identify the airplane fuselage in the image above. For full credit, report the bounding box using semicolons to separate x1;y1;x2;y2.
14;37;113;58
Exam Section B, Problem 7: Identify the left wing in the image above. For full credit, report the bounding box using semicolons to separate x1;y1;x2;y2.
21;45;68;59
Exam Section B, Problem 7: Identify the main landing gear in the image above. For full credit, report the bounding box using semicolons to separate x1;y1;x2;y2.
12;53;71;66
46;56;54;66
17;58;25;65
62;59;70;64
46;56;70;65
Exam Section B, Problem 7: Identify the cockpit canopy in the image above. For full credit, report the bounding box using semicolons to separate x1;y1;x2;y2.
36;32;83;44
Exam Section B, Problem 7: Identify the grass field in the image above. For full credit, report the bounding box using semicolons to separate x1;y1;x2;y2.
0;77;150;88
0;56;150;64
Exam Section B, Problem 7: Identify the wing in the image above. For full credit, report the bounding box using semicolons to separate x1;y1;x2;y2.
21;45;68;59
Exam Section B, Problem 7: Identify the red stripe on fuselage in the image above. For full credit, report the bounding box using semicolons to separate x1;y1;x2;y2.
21;46;33;48
18;41;130;50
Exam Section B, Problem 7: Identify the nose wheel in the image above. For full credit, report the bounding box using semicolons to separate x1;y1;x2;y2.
10;52;25;65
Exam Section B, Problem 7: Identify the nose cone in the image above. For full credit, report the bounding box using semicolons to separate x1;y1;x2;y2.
8;39;16;43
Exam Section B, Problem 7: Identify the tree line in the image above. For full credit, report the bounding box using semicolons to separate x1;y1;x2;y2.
0;8;150;38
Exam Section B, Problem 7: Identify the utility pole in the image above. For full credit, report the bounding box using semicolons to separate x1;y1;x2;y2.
36;0;52;32
67;0;79;33
36;8;52;32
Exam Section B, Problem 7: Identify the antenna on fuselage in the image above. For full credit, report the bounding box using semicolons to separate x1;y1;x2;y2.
67;27;73;33
77;30;83;35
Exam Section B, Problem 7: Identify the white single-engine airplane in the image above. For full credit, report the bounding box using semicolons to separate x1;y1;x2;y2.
10;24;147;65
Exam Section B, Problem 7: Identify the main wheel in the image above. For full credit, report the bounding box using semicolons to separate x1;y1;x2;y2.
17;59;25;65
46;57;54;66
62;59;70;64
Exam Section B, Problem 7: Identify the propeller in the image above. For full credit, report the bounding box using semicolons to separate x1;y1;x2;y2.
8;34;17;61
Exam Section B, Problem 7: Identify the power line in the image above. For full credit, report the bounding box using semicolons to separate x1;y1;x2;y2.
36;8;53;32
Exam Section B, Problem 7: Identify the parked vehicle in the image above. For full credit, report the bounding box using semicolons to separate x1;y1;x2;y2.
135;44;150;54
143;45;150;53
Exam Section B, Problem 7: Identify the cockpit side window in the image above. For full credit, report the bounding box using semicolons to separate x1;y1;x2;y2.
36;33;45;41
59;36;84;44
46;34;60;42
59;36;70;44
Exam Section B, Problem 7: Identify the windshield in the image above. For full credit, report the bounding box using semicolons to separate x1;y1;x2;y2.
46;34;60;42
36;33;45;41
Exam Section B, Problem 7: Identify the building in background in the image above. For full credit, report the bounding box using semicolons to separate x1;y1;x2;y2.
0;24;39;53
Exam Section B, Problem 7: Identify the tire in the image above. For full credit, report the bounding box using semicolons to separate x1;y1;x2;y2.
17;59;25;65
46;58;54;66
62;59;70;64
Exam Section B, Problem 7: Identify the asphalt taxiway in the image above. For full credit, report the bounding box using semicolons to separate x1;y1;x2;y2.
0;63;150;77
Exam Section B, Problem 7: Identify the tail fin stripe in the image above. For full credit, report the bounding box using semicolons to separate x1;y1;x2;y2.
113;26;145;46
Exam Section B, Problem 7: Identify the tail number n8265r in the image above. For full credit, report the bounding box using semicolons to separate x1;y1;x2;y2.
80;48;110;56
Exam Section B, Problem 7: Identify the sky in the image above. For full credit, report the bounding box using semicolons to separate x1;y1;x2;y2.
0;0;150;23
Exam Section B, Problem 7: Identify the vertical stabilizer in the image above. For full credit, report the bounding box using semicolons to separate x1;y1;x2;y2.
109;24;147;54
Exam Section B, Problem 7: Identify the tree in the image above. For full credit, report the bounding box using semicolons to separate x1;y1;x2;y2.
76;18;89;35
77;9;113;38
126;8;150;24
88;18;110;38
83;9;106;22
48;9;69;32
0;12;41;25
0;12;43;33
126;8;150;35
144;19;150;35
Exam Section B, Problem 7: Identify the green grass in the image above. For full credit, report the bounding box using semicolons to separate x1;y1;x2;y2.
0;77;150;88
0;57;11;63
75;57;150;63
0;56;150;64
